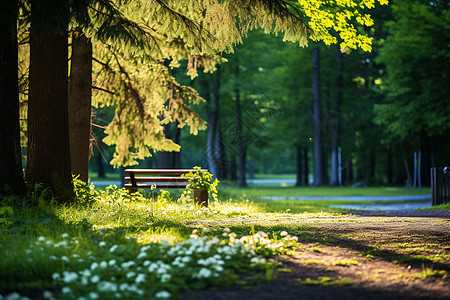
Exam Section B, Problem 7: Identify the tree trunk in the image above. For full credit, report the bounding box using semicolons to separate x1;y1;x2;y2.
211;67;227;179
69;31;92;182
312;48;323;187
228;157;237;181
95;150;105;178
330;44;342;186
0;0;26;196
235;56;247;187
304;146;309;186
296;146;303;186
25;0;73;202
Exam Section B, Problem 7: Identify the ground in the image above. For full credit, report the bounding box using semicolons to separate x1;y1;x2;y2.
183;209;450;300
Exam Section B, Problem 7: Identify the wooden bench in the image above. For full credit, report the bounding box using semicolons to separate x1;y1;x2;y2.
124;169;209;206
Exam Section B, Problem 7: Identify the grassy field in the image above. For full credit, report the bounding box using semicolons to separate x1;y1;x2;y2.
0;176;443;300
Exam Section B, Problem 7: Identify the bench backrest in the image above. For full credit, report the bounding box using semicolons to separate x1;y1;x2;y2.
124;169;207;189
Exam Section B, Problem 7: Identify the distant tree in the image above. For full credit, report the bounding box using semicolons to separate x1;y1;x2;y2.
374;0;450;182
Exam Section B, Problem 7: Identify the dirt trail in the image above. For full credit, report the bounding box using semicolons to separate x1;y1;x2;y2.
184;210;450;300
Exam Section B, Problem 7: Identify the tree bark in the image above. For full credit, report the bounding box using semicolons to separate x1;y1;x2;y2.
235;56;247;187
330;44;342;186
304;146;309;186
25;0;73;201
0;0;26;196
312;48;323;186
296;146;303;186
69;31;92;182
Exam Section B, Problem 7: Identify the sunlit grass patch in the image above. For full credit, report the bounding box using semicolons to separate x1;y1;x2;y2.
0;179;302;299
300;276;353;286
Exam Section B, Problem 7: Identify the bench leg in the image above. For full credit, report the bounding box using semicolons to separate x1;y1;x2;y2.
194;188;208;207
128;187;138;194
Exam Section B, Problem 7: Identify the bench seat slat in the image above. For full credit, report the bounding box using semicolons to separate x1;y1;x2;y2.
124;169;206;175
124;183;188;189
124;176;188;183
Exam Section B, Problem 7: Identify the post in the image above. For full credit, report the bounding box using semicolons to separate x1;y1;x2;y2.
194;188;208;207
129;173;138;193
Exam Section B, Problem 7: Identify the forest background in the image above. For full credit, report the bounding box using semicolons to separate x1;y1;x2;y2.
89;0;450;188
1;0;449;200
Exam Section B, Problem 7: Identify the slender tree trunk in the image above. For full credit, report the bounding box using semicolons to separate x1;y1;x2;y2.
95;151;105;178
296;146;303;186
228;157;237;181
25;0;73;201
304;146;309;186
387;146;393;185
0;0;26;195
212;67;227;179
330;45;342;186
235;56;247;187
404;158;412;187
200;74;222;178
69;31;92;182
312;48;323;186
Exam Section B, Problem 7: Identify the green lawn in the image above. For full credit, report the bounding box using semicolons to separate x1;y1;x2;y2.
0;177;444;299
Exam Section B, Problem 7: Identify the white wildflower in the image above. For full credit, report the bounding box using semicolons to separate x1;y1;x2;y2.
109;259;117;266
38;236;46;242
100;261;108;268
62;287;71;294
161;273;171;283
223;227;231;233
88;292;99;299
43;291;53;299
90;262;99;271
91;275;100;284
109;245;118;252
135;273;146;284
280;231;288;237
136;252;147;259
61;233;69;239
126;272;136;279
52;273;61;281
155;291;171;299
196;268;212;278
98;241;106;247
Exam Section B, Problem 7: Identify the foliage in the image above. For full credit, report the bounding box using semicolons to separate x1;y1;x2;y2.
373;0;450;141
182;167;219;201
0;186;299;299
294;0;389;52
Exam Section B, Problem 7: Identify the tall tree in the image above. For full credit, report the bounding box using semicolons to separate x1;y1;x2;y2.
69;31;92;182
312;47;324;186
25;0;73;201
0;0;26;196
329;43;343;186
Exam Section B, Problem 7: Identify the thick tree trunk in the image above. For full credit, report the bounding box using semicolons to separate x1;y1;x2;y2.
330;45;342;186
0;1;26;196
69;31;92;182
312;48;323;186
25;0;73;201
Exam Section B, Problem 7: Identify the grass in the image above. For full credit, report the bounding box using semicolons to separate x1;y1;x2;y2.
0;175;446;300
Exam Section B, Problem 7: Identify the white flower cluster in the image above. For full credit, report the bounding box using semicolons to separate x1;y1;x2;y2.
4;228;298;300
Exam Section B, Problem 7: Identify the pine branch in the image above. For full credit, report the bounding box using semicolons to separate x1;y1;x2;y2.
92;85;115;95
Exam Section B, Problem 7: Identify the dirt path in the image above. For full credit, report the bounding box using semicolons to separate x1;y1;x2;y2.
184;210;450;300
